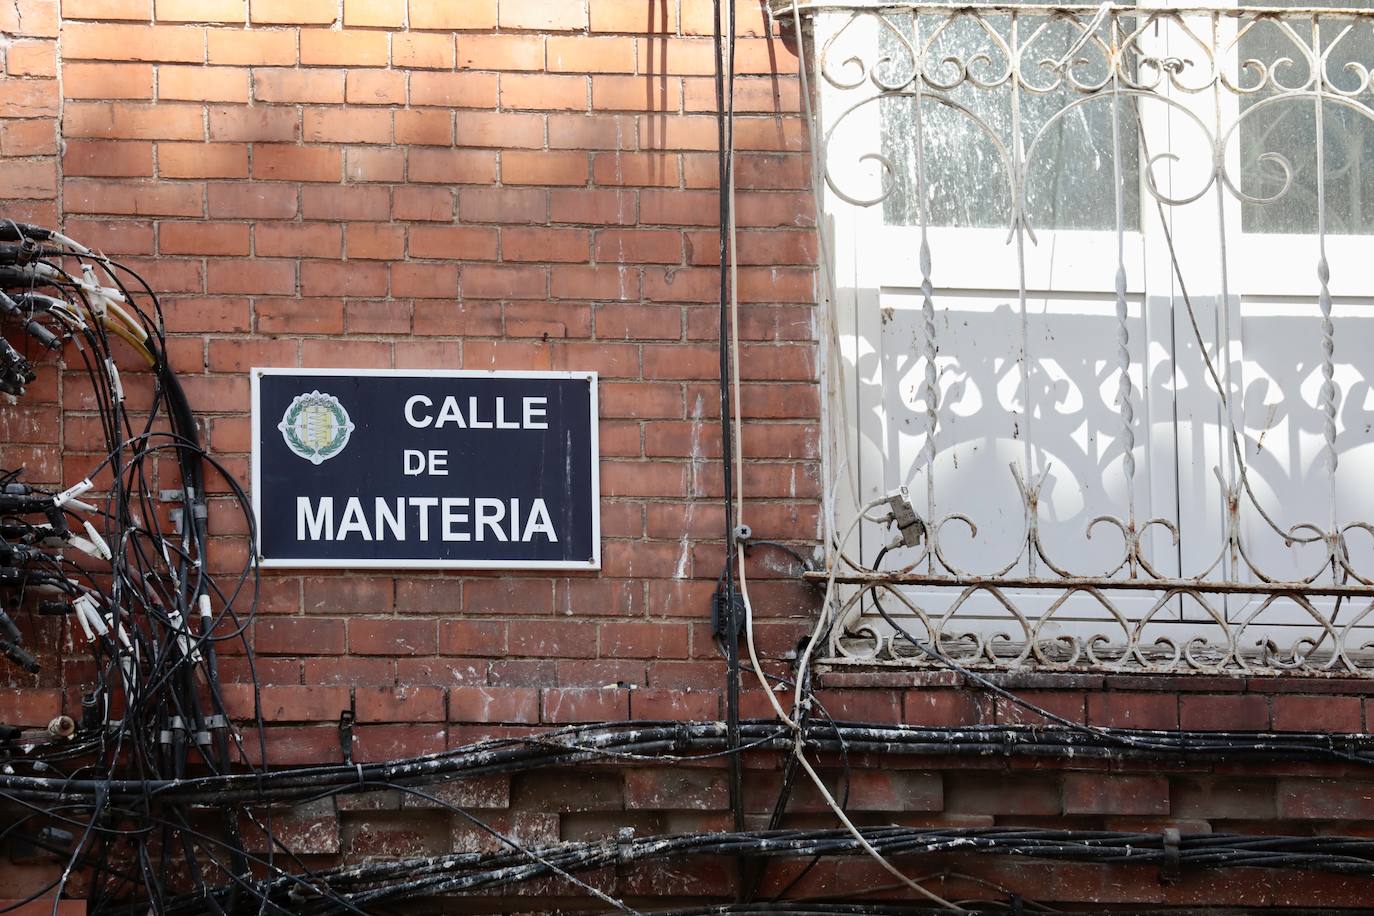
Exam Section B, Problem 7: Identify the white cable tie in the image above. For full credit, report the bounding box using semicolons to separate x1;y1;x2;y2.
53;479;93;508
64;498;97;515
197;593;212;619
81;521;112;560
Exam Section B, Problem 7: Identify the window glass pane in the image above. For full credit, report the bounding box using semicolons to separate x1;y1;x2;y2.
1239;1;1374;235
877;7;1141;231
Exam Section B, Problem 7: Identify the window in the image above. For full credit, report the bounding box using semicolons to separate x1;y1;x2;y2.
797;1;1374;674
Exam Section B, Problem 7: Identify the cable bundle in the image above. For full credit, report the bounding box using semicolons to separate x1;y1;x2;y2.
0;218;265;910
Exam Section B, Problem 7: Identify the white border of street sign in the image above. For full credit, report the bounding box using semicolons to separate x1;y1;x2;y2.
251;367;601;570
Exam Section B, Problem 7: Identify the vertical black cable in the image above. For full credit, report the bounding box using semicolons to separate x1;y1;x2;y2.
713;0;748;897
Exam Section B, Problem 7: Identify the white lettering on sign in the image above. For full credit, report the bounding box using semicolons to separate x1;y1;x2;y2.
404;394;550;430
296;496;559;543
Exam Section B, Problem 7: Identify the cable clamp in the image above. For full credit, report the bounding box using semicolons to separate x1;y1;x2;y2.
1159;827;1181;884
885;488;926;547
339;709;355;765
194;730;212;747
205;714;228;730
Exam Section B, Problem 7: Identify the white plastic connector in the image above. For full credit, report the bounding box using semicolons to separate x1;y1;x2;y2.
74;595;107;638
81;521;112;561
53;479;93;508
67;536;103;561
105;357;123;403
197;593;211;619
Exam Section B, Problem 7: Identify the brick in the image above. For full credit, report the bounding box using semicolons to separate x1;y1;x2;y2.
549;188;633;225
159;141;248;178
62;23;206;62
1179;693;1271;731
1278;778;1374;819
343;0;404;27
207;28;296;65
65;101;204;140
62;0;149;19
346;69;406;105
346;147;405;182
255;617;345;654
409;226;499;261
592;151;679;187
1173;777;1277;820
625;768;726;810
349;618;437;656
255;222;342;258
300;29;388;67
250;0;337;25
450;686;538;723
158;64;248;102
157;0;246;22
391;262;458;298
253;144;342;182
253;68;345;104
552;265;639;301
541;687;629;723
0;79;57;119
159;221;249;255
547;113;635;151
65;178;203;217
410;71;498;108
301;260;388;297
409;148;498;185
1272;694;1363;733
631;687;718;719
7;40;57;77
945;771;1060;816
499;0;585;31
393;109;452;146
635;37;715;76
356;686;444;723
409;0;495;29
209;105;299;142
456;34;543;70
460;187;546;224
500;73;587;111
460;264;546;299
207;182;297;218
303;107;391;144
244;685;351;722
502;150;587;186
393;32;454;69
502;227;588;263
63;140;153;177
346;223;404;260
592;74;680;111
600;622;689;659
207;258;295;295
393;186;453;221
257;299;343;334
596;228;682;264
590;0;676;33
993;690;1086;727
62;62;153;99
1063;773;1169;815
547;36;635;73
510;621;595;657
1086;692;1179;730
455;111;544;149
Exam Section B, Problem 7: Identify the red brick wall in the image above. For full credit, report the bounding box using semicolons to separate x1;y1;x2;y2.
9;1;1374;910
0;0;821;746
